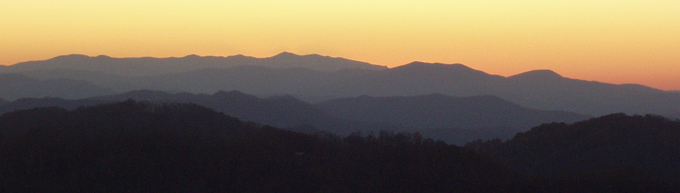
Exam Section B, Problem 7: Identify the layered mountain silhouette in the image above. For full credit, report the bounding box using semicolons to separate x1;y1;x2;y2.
3;101;676;192
2;53;679;118
3;52;679;191
318;62;680;118
318;62;505;97
0;90;392;135
91;90;377;135
0;90;588;144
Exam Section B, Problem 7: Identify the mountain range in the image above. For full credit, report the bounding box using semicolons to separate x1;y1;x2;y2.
2;52;386;76
1;53;679;119
0;90;588;145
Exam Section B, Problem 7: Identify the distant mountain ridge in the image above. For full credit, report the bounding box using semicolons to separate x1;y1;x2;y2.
508;69;563;80
0;90;387;135
1;53;679;118
1;52;386;77
313;63;680;118
0;73;115;100
0;90;590;144
316;94;587;129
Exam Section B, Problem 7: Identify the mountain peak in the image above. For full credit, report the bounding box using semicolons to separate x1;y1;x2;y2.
213;90;246;96
212;90;260;101
509;69;563;80
105;90;173;101
183;54;201;58
264;52;386;71
403;61;438;66
272;52;300;58
266;95;308;105
394;62;482;74
400;61;471;69
120;89;171;96
51;54;90;60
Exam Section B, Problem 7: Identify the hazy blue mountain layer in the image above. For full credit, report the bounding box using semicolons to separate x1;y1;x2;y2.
0;90;589;144
316;94;588;131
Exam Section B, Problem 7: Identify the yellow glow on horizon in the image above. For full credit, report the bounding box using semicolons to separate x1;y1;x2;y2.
2;0;679;90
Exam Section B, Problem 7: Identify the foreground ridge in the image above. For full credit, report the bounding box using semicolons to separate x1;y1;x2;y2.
0;100;521;192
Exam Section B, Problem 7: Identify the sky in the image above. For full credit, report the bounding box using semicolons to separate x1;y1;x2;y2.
2;1;679;90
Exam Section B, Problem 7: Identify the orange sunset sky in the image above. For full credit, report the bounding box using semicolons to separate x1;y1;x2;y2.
2;1;679;90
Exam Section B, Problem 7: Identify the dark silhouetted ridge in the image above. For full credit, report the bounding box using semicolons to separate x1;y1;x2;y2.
0;97;101;115
0;100;527;192
466;113;680;191
84;90;364;134
471;113;680;179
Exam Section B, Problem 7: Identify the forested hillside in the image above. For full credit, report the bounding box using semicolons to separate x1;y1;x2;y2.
467;113;680;192
0;101;523;192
